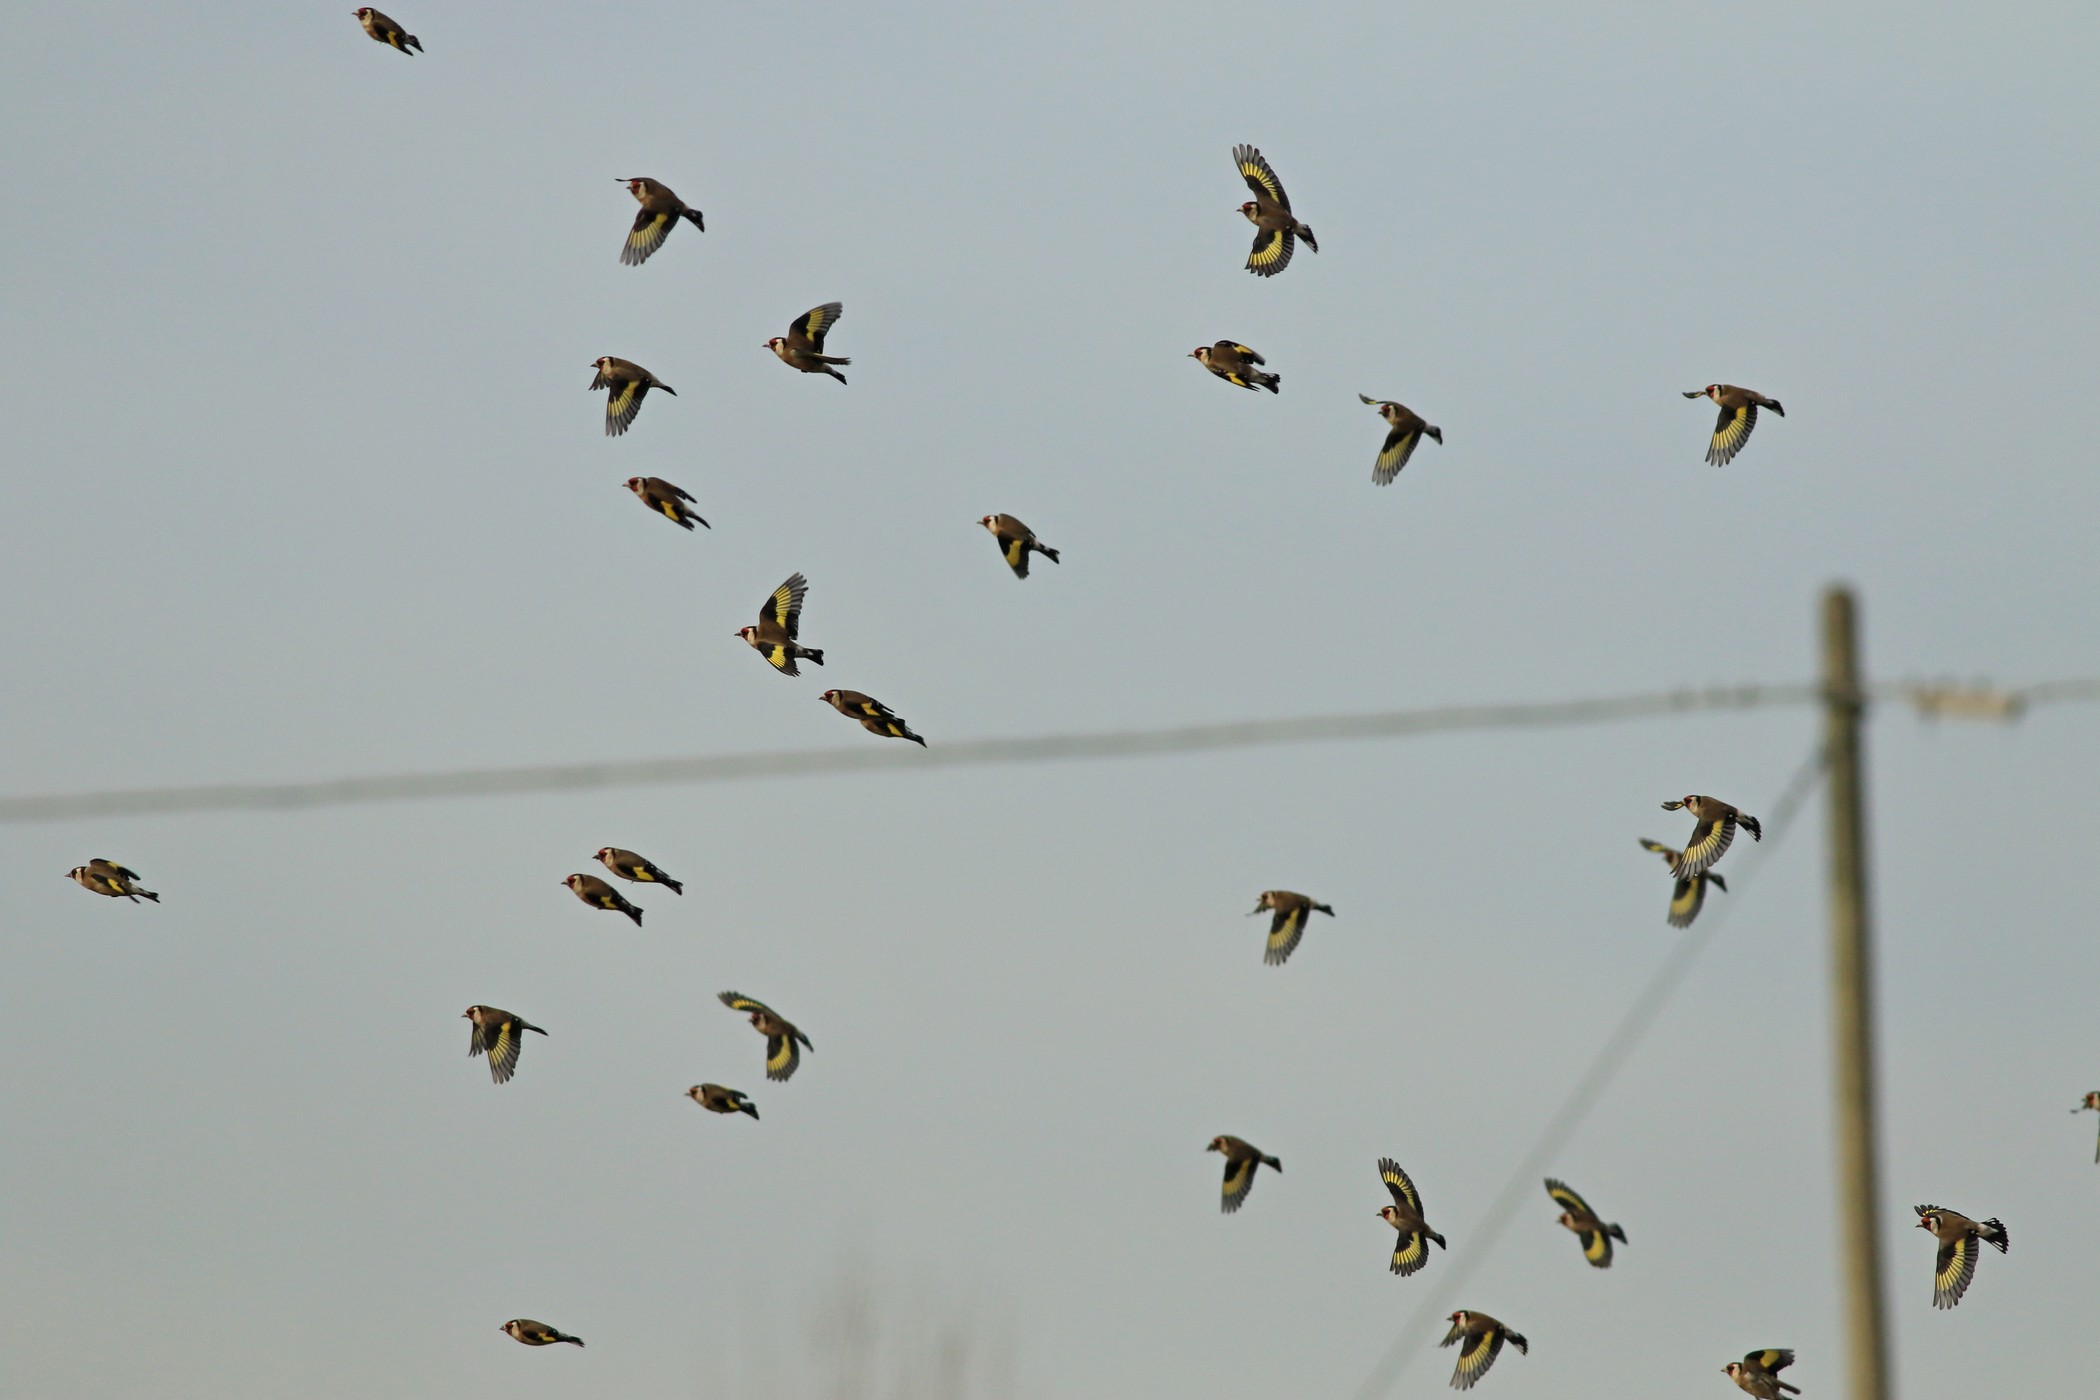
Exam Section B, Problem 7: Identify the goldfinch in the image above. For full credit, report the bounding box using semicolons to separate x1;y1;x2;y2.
1440;1311;1526;1391
1683;385;1784;466
1358;393;1444;485
1250;890;1333;966
353;8;420;53
979;514;1060;579
719;991;812;1082
463;1005;546;1085
594;847;682;895
617;177;704;267
1723;1349;1801;1398
819;689;924;745
1914;1204;2007;1309
1660;795;1762;880
2074;1091;2100;1163
1232;144;1317;276
1638;837;1728;929
623;476;708;530
765;303;849;383
1376;1158;1447;1276
502;1319;583;1347
67;859;158;902
1208;1135;1281;1214
736;572;824;676
1191;341;1279;393
590;357;675;437
564;872;642;927
1543;1178;1626;1268
687;1083;759;1119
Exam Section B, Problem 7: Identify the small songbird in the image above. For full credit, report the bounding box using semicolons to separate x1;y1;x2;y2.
1249;890;1334;966
1190;341;1279;393
502;1318;583;1348
1723;1349;1801;1399
463;1005;547;1085
353;8;421;54
1208;1135;1282;1214
820;690;926;746
590;357;675;437
564;872;643;927
1376;1158;1448;1276
1683;385;1784;466
617;177;704;267
979;514;1060;579
1358;393;1444;485
765;303;849;383
623;476;709;530
1543;1179;1627;1269
67;859;159;903
719;992;813;1082
2074;1091;2100;1163
1660;796;1762;880
687;1083;759;1119
1639;838;1728;929
1232;144;1317;276
737;572;824;676
1440;1311;1526;1391
595;847;683;895
1914;1204;2008;1309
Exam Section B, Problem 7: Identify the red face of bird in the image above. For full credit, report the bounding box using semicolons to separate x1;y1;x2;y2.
592;356;612;371
1448;1311;1470;1329
819;689;837;705
1556;1209;1579;1231
1916;1211;1939;1233
353;7;370;16
764;336;785;352
1189;347;1209;363
2079;1091;2100;1110
1723;1363;1742;1379
978;514;996;532
1208;1135;1227;1154
623;476;645;496
1238;200;1259;217
1377;1204;1399;1224
747;1010;765;1029
735;625;757;643
563;874;582;894
620;178;644;193
594;846;614;863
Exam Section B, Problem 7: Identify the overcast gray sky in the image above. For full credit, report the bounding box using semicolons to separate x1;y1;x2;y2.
3;2;2097;1397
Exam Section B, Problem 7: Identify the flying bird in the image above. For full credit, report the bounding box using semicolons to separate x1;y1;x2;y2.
1723;1349;1801;1399
1208;1135;1282;1214
1231;144;1317;276
1659;796;1762;880
617;177;704;266
2074;1091;2100;1163
979;514;1059;579
67;859;158;902
1440;1311;1526;1391
564;872;643;927
766;302;850;383
1639;837;1728;928
1914;1204;2007;1309
502;1319;583;1348
590;357;675;437
688;1083;759;1119
1683;385;1784;466
1250;890;1333;966
353;7;420;53
463;1005;546;1085
1376;1158;1447;1276
737;572;824;676
595;847;682;895
1190;341;1279;393
623;476;708;530
719;991;813;1082
1543;1179;1627;1268
820;690;925;746
1358;394;1444;485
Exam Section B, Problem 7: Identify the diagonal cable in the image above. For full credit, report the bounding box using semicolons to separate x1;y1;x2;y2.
1347;743;1830;1400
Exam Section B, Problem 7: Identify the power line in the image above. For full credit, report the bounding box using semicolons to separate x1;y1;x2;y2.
1347;744;1831;1400
2;677;2090;825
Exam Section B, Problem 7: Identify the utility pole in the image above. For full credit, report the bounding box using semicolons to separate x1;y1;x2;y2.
1823;585;1890;1400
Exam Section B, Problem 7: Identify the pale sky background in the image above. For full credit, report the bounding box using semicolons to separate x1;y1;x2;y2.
3;2;2097;1397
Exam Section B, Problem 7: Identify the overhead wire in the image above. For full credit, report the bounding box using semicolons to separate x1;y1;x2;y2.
2;676;2088;825
1346;743;1832;1400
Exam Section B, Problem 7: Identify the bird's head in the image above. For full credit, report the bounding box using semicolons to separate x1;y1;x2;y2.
764;336;786;352
819;689;838;704
623;476;645;493
619;177;644;192
563;874;582;892
65;866;83;881
1916;1210;1940;1232
1555;1209;1578;1230
747;1011;766;1029
594;847;614;862
354;7;372;18
1377;1205;1399;1224
685;1086;703;1100
2082;1092;2100;1110
1207;1136;1227;1154
1249;891;1277;914
1723;1362;1742;1379
1238;200;1260;219
736;625;758;642
978;514;996;531
1189;347;1210;363
1448;1311;1470;1328
592;356;612;370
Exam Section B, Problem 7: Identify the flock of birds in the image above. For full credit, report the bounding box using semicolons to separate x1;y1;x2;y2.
44;10;2065;1395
